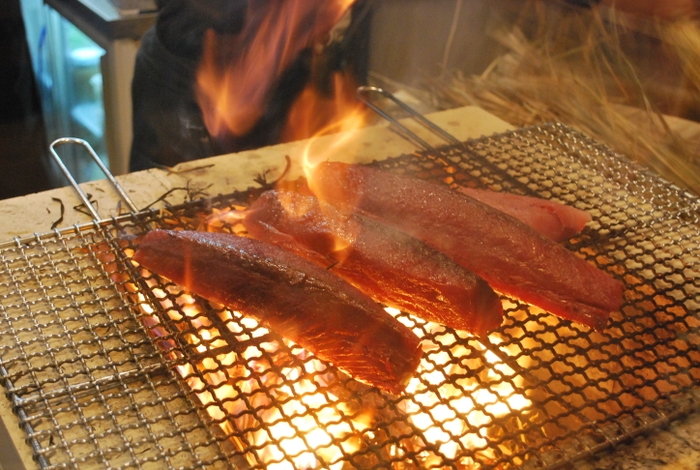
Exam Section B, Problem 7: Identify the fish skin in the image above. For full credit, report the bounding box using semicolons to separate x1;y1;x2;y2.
242;190;504;336
133;229;423;394
310;162;625;330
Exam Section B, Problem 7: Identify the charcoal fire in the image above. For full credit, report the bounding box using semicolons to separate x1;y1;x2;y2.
123;254;534;469
89;177;542;470
2;125;699;469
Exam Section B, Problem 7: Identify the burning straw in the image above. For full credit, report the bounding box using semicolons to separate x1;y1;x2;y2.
422;2;700;195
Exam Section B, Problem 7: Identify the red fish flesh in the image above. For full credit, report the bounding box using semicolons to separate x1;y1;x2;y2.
133;229;423;394
242;190;504;336
309;162;625;330
458;187;592;242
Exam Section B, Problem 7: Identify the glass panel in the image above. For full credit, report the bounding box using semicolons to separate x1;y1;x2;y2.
20;0;108;185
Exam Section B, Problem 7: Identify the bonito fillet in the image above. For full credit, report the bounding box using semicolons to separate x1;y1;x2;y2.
242;190;503;336
133;229;423;394
309;162;625;330
458;187;592;242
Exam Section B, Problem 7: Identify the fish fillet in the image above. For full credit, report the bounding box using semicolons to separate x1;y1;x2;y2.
310;162;625;330
242;190;503;335
458;187;592;242
133;229;423;393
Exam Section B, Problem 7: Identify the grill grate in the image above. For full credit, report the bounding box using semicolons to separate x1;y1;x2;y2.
1;123;699;469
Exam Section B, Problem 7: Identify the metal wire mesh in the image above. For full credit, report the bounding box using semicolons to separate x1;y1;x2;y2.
1;123;699;470
0;225;242;469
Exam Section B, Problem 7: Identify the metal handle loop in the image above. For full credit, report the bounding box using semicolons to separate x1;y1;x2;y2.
49;137;139;221
356;86;462;151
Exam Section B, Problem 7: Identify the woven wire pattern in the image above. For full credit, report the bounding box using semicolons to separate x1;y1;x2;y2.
0;226;241;469
0;123;698;469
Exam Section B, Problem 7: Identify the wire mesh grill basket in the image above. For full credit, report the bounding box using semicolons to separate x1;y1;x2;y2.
1;122;699;469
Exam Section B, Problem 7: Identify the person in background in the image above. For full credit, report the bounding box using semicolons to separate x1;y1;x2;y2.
130;0;370;172
129;0;248;171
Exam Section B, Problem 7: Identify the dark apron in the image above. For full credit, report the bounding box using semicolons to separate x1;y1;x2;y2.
129;25;313;172
129;26;217;171
129;0;370;172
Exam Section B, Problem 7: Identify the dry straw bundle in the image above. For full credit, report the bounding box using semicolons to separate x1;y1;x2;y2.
427;1;700;195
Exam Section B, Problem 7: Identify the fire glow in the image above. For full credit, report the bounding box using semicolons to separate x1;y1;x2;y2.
195;0;367;148
114;238;532;469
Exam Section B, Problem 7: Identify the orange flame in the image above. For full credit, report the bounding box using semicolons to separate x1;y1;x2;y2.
196;0;360;146
93;233;532;468
280;69;370;143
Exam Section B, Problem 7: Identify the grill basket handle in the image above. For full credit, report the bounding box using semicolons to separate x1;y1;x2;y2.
49;137;139;221
356;86;462;151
